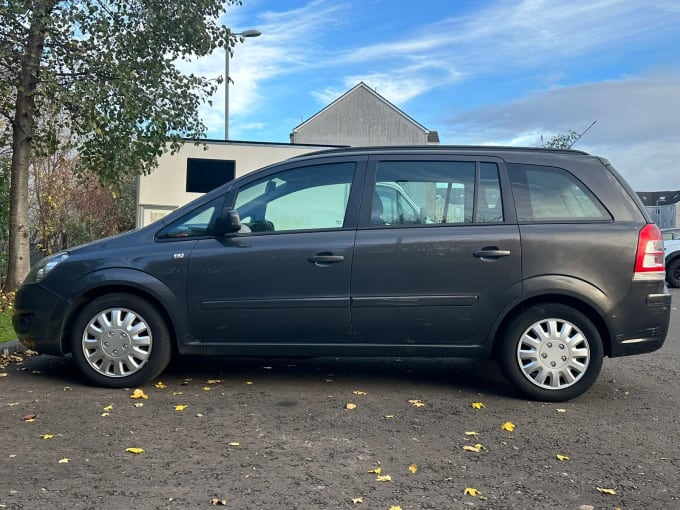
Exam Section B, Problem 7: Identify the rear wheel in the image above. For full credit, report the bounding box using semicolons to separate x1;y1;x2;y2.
666;258;680;288
70;293;172;388
498;303;603;401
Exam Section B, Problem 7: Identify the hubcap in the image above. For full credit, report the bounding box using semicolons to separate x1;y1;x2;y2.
516;318;590;390
81;307;152;378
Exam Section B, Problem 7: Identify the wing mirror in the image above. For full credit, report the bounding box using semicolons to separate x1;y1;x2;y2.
216;208;242;236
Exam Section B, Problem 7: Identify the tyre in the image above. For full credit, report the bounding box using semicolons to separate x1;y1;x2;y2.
498;304;603;402
70;293;172;388
666;258;680;288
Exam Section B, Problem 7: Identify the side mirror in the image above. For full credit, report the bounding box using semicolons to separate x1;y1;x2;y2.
216;208;242;236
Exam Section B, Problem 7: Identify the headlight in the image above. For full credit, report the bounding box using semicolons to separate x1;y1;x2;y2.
28;252;69;283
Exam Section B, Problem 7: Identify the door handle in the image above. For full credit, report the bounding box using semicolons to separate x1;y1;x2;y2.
473;248;511;259
308;254;345;266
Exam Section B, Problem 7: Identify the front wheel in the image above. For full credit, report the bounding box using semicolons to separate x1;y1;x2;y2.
70;293;172;388
666;258;680;288
498;304;603;401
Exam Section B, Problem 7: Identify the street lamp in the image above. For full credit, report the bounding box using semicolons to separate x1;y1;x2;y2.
225;29;261;140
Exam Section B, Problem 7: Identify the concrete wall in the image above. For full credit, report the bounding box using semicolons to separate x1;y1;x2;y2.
136;140;335;227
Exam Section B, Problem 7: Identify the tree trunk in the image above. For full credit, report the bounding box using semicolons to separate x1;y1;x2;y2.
4;2;55;291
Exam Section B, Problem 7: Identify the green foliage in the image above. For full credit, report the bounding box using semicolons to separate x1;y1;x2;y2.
540;130;581;149
0;291;14;343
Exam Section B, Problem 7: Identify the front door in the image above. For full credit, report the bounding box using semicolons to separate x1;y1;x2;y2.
186;159;363;349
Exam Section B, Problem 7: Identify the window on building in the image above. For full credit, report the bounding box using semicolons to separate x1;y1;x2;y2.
186;158;236;193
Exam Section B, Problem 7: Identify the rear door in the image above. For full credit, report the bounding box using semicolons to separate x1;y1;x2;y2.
351;155;522;349
185;156;365;348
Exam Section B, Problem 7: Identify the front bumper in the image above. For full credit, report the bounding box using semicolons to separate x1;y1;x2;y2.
12;283;69;356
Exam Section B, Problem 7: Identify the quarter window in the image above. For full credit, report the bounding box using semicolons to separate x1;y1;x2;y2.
508;164;610;222
234;163;356;233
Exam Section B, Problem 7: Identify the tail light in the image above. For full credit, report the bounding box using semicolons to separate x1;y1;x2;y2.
633;223;665;281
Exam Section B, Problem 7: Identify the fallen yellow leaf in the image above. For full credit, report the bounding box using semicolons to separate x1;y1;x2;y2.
228;442;240;446
125;447;144;454
133;403;144;408
202;386;213;391
351;497;363;504
0;373;8;377
389;506;403;510
346;403;357;410
209;498;228;506
154;381;166;389
376;474;392;482
556;454;570;461
103;404;113;411
501;421;516;432
172;391;183;396
384;415;394;419
556;408;567;413
353;390;367;395
101;412;110;417
464;431;479;436
41;434;54;440
58;458;70;464
368;467;382;475
245;381;253;385
408;399;425;407
174;405;188;411
597;487;617;495
408;463;418;474
464;487;481;497
471;402;485;409
207;379;223;384
130;389;148;400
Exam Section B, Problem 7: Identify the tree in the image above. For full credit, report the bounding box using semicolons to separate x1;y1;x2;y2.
0;0;241;290
540;130;581;149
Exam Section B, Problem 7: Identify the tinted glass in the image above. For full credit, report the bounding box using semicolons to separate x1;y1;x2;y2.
373;161;503;225
156;200;220;239
508;163;610;222
234;163;356;232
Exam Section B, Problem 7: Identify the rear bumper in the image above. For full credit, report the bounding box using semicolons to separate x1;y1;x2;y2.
608;288;671;357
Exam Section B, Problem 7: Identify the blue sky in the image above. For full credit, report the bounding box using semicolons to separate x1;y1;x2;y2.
183;0;680;191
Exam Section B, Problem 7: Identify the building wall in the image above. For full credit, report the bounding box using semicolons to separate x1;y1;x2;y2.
136;141;335;227
291;86;428;146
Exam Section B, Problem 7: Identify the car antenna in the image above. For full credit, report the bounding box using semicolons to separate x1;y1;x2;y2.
568;120;597;148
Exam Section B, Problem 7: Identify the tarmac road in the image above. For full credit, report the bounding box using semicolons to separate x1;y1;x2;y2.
1;290;679;510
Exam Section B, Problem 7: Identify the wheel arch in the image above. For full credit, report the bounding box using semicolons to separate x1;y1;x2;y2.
58;272;184;357
490;292;612;359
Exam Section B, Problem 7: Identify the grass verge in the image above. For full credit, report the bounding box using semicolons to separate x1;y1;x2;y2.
0;310;15;344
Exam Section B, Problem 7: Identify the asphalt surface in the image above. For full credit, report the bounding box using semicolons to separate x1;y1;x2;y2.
1;290;679;510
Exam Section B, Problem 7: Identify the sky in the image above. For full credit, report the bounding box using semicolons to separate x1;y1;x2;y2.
182;0;680;191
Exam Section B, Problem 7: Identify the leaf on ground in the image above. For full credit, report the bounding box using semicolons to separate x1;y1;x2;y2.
556;454;570;461
463;444;486;453
245;381;254;385
389;506;403;510
103;404;113;411
596;487;617;495
22;414;37;422
408;399;425;407
351;497;363;504
174;405;188;411
501;421;516;432
154;381;166;389
408;463;418;474
465;431;479;436
209;498;228;506
464;487;481;497
376;474;392;482
324;379;334;383
130;389;148;400
556;408;567;413
228;442;240;446
368;467;382;474
41;434;54;439
172;391;183;396
353;390;367;395
346;403;357;410
0;373;7;377
58;458;70;464
471;402;485;409
384;415;394;419
207;379;224;384
125;447;144;454
133;403;144;408
202;386;213;391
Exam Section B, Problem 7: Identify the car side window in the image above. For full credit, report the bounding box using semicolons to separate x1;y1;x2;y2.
156;200;220;240
372;160;504;225
508;163;610;222
233;162;356;233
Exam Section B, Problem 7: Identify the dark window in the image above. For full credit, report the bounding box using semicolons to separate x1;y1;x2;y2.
508;163;610;222
186;158;236;193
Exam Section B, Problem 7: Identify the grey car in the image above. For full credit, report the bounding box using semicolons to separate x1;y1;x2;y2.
13;146;671;401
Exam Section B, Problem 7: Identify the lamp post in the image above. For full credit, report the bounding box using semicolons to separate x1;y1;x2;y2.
225;29;261;140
